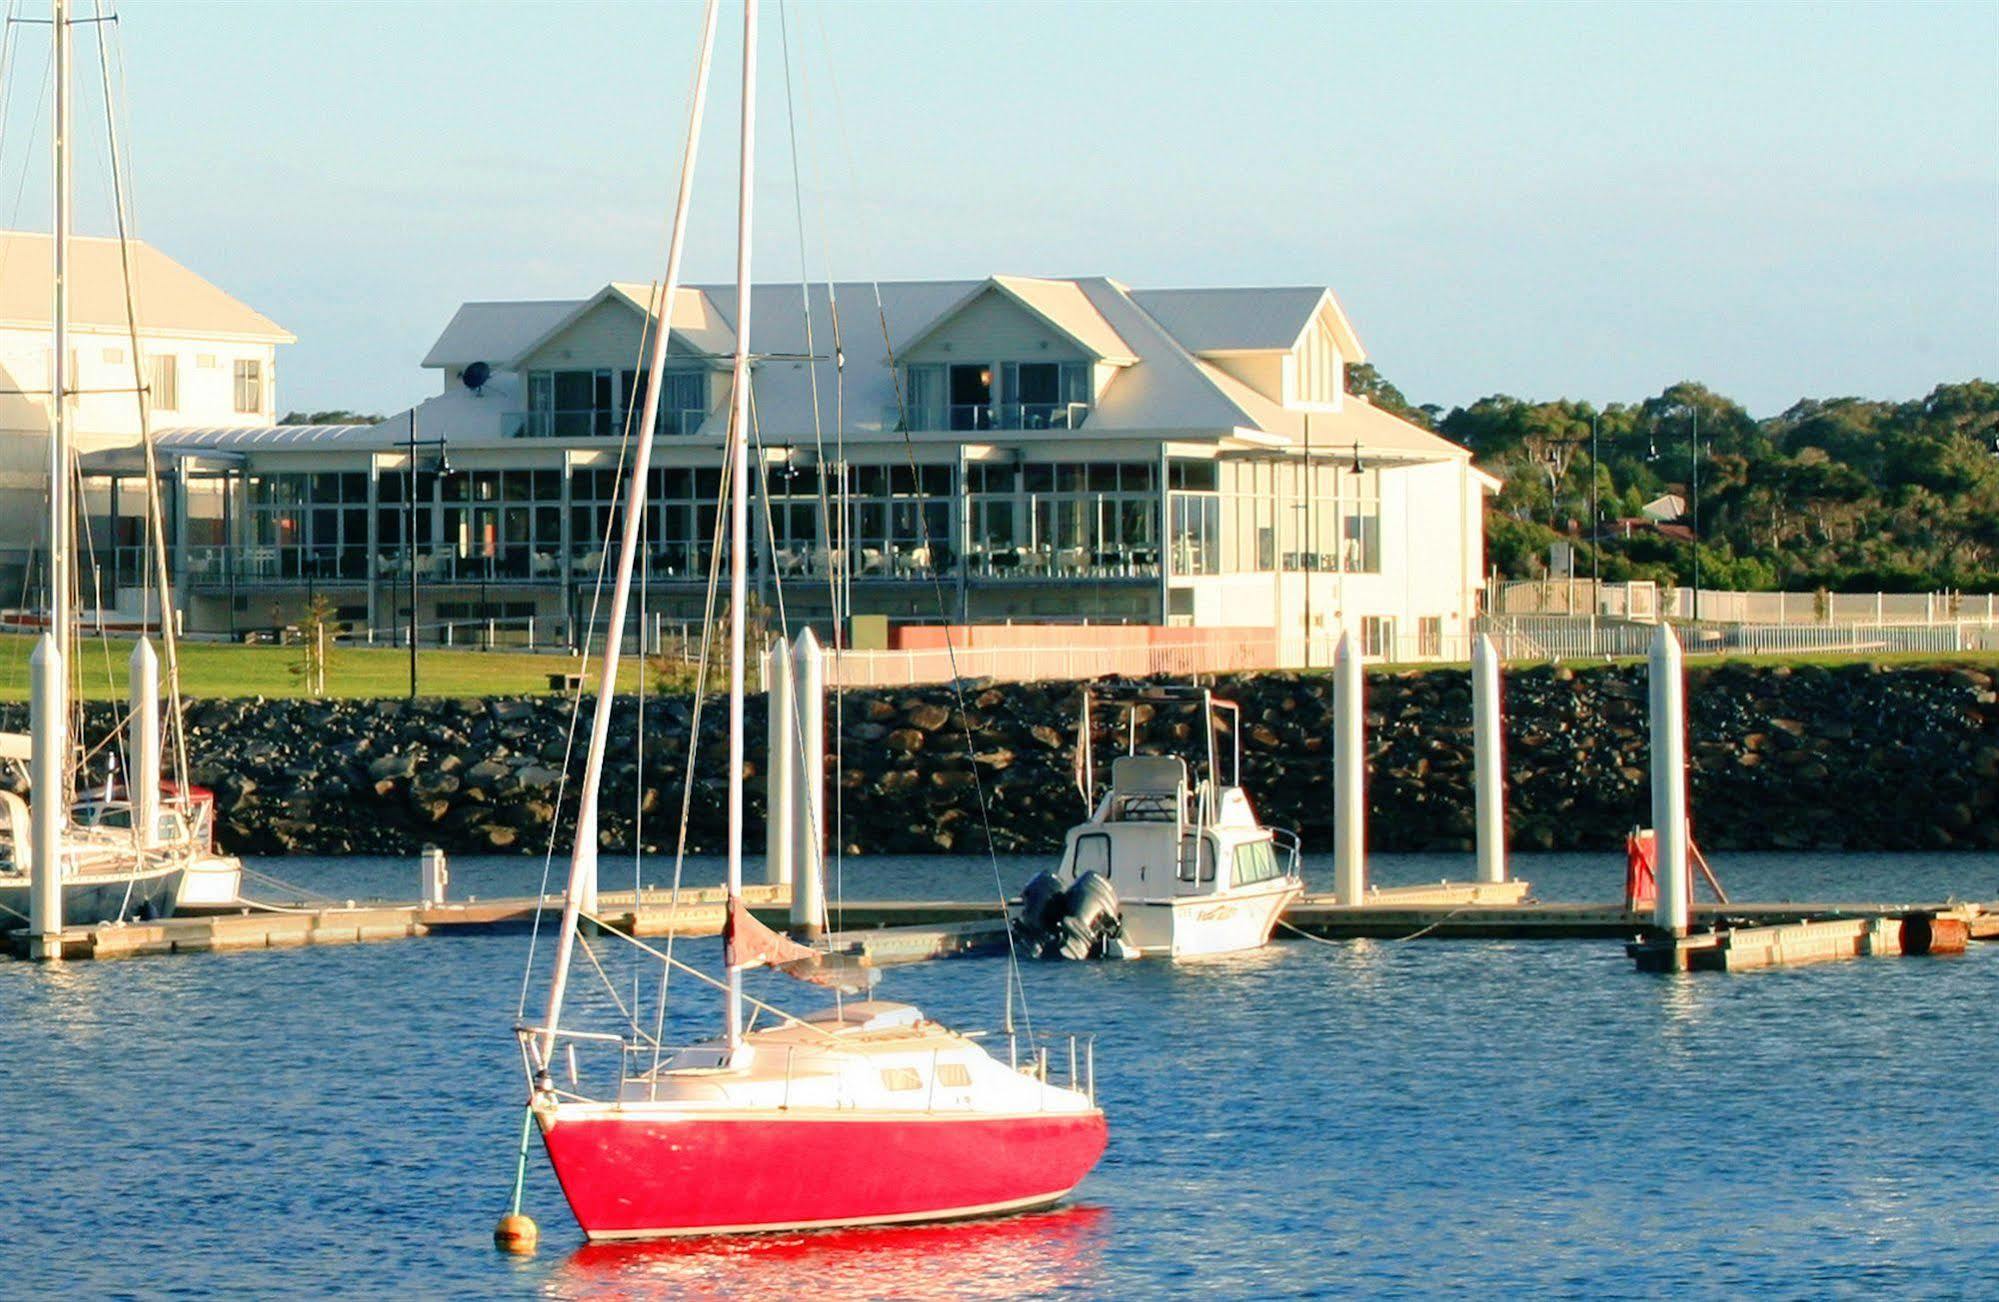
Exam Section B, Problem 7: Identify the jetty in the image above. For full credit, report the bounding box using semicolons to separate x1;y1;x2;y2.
12;881;1995;962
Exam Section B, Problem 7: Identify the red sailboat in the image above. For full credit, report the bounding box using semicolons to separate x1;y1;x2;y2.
512;0;1105;1241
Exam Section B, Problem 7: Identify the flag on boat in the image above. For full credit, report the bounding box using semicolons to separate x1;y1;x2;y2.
725;897;874;992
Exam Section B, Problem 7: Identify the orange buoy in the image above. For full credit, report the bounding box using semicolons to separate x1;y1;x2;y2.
493;1213;539;1255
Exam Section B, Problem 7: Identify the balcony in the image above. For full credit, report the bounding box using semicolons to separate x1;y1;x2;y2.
509;408;707;438
884;402;1091;434
964;542;1158;580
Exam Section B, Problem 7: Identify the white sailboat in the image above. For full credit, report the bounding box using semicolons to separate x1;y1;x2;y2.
1016;686;1304;959
0;0;236;951
509;0;1105;1241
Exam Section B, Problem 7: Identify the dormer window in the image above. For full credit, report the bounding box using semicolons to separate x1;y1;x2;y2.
898;360;1089;431
523;367;705;438
1001;361;1089;429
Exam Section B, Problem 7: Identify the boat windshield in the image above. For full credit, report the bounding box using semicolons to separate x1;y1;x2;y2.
1231;838;1285;887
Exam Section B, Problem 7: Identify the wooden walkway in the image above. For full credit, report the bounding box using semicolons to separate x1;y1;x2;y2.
9;879;1994;961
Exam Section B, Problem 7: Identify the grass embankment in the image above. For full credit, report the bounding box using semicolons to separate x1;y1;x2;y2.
0;633;1989;703
0;634;655;702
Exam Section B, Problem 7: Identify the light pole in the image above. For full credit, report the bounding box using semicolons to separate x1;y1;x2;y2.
1589;411;1600;594
404;409;450;697
1688;406;1701;623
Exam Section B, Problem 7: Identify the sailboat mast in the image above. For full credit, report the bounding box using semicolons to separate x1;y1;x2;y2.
724;0;759;1053
536;0;721;1064
49;0;72;808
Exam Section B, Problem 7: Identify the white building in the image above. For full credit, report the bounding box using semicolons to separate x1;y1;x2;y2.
0;230;292;613
86;274;1493;660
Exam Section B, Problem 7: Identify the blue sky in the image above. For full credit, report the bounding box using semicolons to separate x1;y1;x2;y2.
10;0;1994;418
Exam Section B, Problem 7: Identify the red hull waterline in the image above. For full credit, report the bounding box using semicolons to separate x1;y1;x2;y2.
540;1109;1110;1240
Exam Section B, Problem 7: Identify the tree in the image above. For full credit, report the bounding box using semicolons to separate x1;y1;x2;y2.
1447;378;1999;592
292;595;344;696
281;409;384;426
1343;364;1435;429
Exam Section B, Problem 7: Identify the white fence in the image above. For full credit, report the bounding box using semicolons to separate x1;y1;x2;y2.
1494;579;1999;627
822;638;1280;688
1476;615;1999;661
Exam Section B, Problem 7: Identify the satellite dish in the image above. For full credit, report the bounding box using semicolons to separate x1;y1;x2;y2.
461;361;491;393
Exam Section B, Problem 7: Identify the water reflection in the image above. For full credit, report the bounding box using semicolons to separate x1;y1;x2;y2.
550;1204;1108;1300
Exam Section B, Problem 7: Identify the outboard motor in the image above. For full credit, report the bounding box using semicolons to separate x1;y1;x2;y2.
1052;870;1122;960
1016;870;1067;938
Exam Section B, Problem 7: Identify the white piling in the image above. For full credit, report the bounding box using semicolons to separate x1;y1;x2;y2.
1472;633;1507;884
789;628;825;936
128;638;160;849
28;634;64;960
1648;623;1689;936
420;844;450;906
1333;629;1366;905
764;635;794;888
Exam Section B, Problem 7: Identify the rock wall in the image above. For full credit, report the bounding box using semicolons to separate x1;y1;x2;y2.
8;661;1995;856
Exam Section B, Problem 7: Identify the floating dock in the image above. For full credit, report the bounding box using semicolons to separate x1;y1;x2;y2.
9;880;1993;962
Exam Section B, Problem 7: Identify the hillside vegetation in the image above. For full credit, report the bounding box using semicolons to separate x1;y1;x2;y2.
1348;368;1999;593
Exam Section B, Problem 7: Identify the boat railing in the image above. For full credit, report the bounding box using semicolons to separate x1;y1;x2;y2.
514;1023;633;1100
1270;827;1305;880
1007;1030;1098;1106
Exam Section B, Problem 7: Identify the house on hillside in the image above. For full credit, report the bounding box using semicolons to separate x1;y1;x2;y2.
80;274;1495;662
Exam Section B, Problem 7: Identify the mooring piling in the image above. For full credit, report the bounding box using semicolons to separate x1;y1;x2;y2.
1333;629;1366;905
28;634;64;961
129;638;161;849
788;628;825;937
1648;623;1690;937
1472;633;1507;885
764;634;796;889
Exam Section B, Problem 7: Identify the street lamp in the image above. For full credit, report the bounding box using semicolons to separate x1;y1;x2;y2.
1588;411;1600;593
1658;404;1701;621
404;409;450;697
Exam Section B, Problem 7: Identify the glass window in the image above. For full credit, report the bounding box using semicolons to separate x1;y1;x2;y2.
149;354;177;412
1232;838;1284;887
232;359;263;414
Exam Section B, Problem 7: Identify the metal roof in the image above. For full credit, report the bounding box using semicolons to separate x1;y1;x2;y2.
1129;286;1337;355
154;423;391;448
379;275;1464;461
0;230;291;340
421;300;577;368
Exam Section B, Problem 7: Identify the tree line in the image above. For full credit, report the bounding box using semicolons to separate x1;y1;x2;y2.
1346;366;1999;593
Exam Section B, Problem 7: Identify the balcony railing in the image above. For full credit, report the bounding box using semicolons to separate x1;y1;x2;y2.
509;408;707;438
964;543;1158;580
884;402;1091;433
171;537;1159;588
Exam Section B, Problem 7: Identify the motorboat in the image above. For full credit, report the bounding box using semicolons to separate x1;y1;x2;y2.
1017;687;1304;959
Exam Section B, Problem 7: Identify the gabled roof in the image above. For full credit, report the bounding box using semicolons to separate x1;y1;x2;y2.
606;282;737;358
1129;286;1363;360
422;300;576;368
0;230;291;341
395;274;1467;461
456;283;738;369
895;275;1139;365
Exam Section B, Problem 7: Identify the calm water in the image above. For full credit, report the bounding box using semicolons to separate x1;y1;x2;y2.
4;850;1997;1297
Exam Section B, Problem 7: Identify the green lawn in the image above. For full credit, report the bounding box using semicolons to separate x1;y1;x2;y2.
0;635;656;702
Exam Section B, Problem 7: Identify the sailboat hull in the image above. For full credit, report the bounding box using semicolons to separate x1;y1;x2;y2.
0;862;182;933
539;1107;1109;1240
